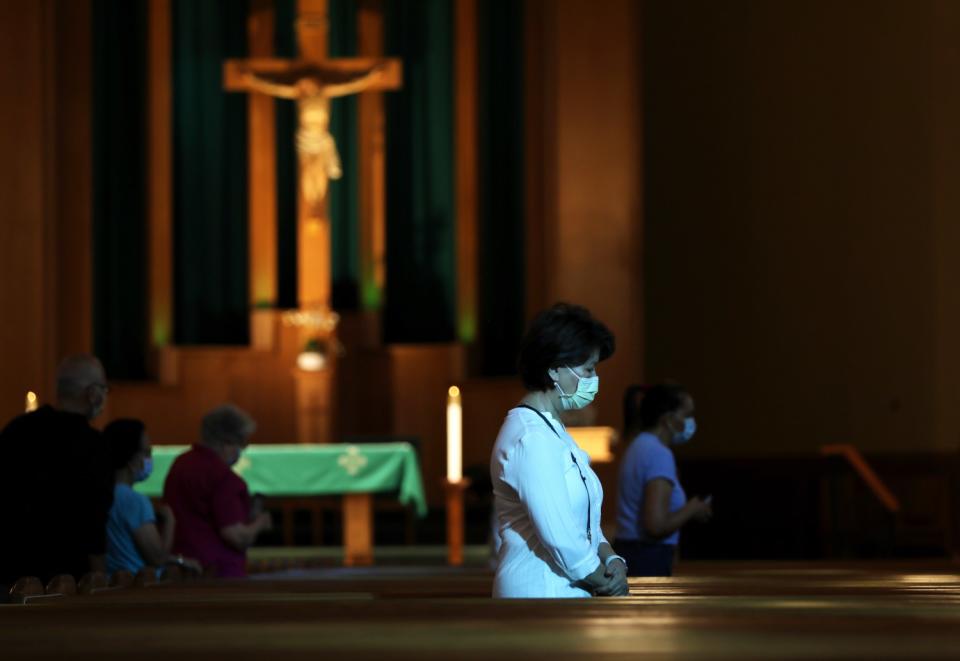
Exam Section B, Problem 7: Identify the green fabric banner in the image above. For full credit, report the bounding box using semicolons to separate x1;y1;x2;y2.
137;443;427;517
477;0;526;374
172;0;250;344
384;0;456;342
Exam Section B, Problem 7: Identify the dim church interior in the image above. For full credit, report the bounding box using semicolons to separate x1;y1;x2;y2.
3;0;960;657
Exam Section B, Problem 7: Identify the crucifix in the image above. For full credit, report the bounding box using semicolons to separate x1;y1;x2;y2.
223;0;402;311
224;0;401;458
220;0;402;567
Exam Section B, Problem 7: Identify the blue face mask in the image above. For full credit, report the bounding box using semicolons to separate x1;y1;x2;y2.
134;457;153;483
672;417;697;445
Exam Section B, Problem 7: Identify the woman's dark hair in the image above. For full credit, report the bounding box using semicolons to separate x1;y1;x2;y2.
104;418;147;471
624;383;687;436
517;303;615;391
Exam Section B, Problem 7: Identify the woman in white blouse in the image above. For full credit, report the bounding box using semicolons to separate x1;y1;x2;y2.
491;303;628;598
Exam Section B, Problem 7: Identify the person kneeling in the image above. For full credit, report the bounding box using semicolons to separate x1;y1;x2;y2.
105;419;200;576
163;405;272;578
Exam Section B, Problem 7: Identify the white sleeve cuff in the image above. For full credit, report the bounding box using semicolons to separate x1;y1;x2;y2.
566;553;603;582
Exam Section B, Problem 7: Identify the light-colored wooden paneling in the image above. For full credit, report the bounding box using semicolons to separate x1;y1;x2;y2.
529;0;644;431
247;0;279;308
357;0;387;313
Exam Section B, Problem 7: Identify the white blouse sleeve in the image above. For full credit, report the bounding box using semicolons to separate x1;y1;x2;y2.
511;431;600;581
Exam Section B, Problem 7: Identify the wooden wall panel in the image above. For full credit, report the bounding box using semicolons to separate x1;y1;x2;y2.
357;0;388;313
642;1;950;456
246;0;279;308
0;1;54;420
147;0;173;349
527;0;644;430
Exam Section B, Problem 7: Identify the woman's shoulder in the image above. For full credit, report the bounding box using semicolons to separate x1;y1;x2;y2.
629;433;674;459
112;483;152;513
494;408;565;457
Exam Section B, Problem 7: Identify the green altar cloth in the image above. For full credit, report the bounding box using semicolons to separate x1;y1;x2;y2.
135;442;427;517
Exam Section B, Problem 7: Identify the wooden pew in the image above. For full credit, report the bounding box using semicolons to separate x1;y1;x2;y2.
6;562;960;659
8;576;44;604
78;572;109;595
44;574;77;596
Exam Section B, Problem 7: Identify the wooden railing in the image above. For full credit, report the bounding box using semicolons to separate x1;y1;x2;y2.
820;444;901;513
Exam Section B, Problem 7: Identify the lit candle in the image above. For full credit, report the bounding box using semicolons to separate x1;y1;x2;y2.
446;386;462;482
25;391;38;413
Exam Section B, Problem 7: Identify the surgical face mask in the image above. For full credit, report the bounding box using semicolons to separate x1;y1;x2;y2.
555;366;599;410
134;457;153;483
87;383;108;421
672;417;697;445
226;445;243;467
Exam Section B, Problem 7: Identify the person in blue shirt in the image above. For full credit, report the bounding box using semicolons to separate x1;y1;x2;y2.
614;384;712;576
104;419;199;576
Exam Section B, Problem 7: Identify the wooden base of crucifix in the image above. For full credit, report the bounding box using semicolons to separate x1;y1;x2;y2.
292;366;335;444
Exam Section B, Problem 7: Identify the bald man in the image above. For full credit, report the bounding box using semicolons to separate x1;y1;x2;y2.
0;355;114;587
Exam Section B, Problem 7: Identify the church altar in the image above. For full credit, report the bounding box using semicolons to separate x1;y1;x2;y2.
137;442;427;566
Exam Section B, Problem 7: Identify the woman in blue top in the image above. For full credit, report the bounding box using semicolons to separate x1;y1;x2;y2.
614;384;712;576
104;419;200;575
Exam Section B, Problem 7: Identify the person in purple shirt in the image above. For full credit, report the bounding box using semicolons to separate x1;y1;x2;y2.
163;404;272;578
614;384;712;576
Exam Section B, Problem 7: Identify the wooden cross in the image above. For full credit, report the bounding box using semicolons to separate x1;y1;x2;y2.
223;0;402;310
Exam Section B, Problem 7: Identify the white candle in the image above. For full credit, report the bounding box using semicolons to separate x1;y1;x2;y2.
446;386;462;482
25;391;38;413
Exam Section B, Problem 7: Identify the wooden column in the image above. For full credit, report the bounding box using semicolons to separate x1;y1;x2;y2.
342;493;373;566
455;0;479;343
523;0;558;319
147;0;173;352
357;0;387;315
542;0;644;429
55;0;94;361
296;0;332;309
248;0;279;309
40;0;58;396
0;0;88;417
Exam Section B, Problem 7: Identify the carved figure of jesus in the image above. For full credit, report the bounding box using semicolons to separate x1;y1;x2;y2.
238;64;388;219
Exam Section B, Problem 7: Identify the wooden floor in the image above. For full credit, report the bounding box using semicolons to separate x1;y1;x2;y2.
4;559;960;659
